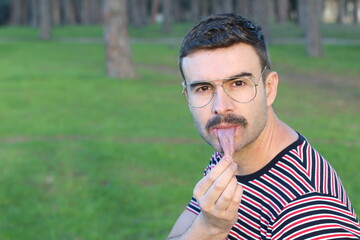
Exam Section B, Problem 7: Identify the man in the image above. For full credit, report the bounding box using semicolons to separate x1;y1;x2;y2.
167;14;360;239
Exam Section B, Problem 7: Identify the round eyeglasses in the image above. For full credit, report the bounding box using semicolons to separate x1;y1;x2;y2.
182;66;268;108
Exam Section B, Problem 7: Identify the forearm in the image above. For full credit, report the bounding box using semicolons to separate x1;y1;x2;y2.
167;213;230;240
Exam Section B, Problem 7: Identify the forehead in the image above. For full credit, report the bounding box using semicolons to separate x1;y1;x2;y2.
182;43;261;83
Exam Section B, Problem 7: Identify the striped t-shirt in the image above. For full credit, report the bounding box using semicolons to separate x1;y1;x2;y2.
187;134;360;239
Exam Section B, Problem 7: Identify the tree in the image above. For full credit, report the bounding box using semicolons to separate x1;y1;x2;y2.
210;0;233;14
63;0;77;25
29;0;38;27
80;0;91;25
236;0;254;20
253;0;271;42
337;0;346;23
104;0;136;79
128;0;148;27
223;0;233;13
200;0;210;17
162;0;172;33
276;0;290;23
9;0;27;25
303;0;323;57
52;0;61;25
39;0;51;40
354;0;359;23
150;0;160;23
90;0;103;24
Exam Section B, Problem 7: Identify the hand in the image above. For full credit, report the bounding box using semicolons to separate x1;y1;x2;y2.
193;155;243;237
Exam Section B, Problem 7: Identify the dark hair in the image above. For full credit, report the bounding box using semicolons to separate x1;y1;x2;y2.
179;13;271;80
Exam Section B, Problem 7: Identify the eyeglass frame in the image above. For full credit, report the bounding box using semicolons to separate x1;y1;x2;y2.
182;65;268;108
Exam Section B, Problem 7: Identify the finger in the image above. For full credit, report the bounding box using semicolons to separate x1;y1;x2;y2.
202;162;237;205
193;155;233;198
214;176;238;212
225;183;243;217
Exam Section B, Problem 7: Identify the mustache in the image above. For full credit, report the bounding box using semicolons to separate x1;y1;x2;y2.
205;114;248;131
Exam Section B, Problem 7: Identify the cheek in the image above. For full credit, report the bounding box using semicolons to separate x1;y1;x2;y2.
245;93;268;124
190;108;212;132
191;108;206;124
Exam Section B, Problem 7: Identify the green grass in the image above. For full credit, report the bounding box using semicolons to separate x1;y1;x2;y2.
0;26;359;239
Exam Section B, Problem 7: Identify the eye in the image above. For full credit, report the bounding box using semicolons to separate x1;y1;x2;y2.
228;78;248;88
233;80;246;86
190;83;213;94
196;85;212;93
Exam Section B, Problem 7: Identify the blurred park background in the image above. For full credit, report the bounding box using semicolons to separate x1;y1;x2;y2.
0;0;359;239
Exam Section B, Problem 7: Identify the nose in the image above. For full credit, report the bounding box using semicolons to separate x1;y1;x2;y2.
211;85;234;115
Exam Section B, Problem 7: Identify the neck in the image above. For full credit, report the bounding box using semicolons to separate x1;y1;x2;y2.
232;108;298;176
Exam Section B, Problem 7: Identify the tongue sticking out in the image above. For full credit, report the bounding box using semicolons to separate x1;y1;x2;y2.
217;128;235;157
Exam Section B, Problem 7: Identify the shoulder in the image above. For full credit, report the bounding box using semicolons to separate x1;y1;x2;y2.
271;192;360;239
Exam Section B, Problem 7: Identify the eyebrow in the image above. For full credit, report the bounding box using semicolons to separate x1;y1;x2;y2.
187;71;254;86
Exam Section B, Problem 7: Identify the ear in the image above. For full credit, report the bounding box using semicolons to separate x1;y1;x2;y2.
265;71;279;106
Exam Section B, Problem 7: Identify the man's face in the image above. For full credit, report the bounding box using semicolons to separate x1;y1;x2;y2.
182;43;270;154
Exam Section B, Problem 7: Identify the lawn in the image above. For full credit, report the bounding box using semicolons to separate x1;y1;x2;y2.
0;25;359;239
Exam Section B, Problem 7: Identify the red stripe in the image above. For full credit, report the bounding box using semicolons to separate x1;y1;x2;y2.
263;174;296;200
331;168;336;196
273;206;360;238
279;159;313;191
315;152;321;191
283;154;314;189
276;162;307;194
324;161;329;194
273;196;350;229
309;232;360;240
185;206;199;215
243;185;281;214
253;179;287;206
286;222;360;240
234;222;260;239
306;144;312;177
269;167;304;196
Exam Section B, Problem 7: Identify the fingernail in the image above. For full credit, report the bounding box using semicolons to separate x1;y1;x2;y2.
223;154;232;162
231;162;237;170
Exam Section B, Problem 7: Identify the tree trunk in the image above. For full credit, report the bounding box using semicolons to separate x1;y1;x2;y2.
269;0;276;22
80;0;91;24
29;0;38;27
211;0;233;14
128;0;148;27
337;0;346;23
297;0;307;26
104;0;136;79
89;0;103;24
162;0;172;33
276;0;289;23
223;0;233;13
211;0;234;14
52;0;61;25
253;0;271;42
10;0;27;25
211;0;223;14
173;0;184;22
151;0;160;23
39;0;51;40
200;0;210;17
303;0;323;57
63;0;77;24
354;0;359;23
236;0;254;20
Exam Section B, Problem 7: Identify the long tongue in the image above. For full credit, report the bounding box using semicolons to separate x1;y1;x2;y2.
217;128;235;157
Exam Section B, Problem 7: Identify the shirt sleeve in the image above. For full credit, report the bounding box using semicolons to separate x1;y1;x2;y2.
270;193;360;239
